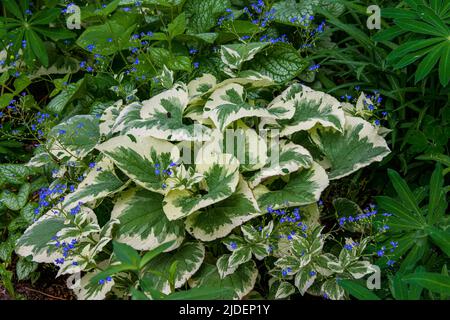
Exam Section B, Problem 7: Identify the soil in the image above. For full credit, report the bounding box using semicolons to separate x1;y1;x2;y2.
0;265;75;300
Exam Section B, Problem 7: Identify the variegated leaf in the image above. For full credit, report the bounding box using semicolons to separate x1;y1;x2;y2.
256;162;329;209
264;85;345;136
248;140;313;188
111;188;184;251
99;100;122;137
163;153;240;220
122;84;211;141
143;242;205;294
185;177;261;241
311;115;390;180
96;134;180;194
204;83;291;131
15;212;65;263
216;254;238;279
189;261;258;300
275;281;296;299
74;266;115;300
63;158;124;210
48;115;100;161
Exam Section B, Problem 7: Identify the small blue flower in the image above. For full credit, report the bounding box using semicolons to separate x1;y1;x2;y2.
193;62;199;69
230;242;237;250
344;244;353;251
89;162;96;168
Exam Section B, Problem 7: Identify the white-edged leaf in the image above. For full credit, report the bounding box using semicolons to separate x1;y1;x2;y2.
96;134;179;194
248;140;313;188
256;162;329;209
63;158;123;210
189;261;258;300
111;188;185;251
163;153;240;220
143;242;205;294
185;177;261;241
311;115;390;180
204;83;291;131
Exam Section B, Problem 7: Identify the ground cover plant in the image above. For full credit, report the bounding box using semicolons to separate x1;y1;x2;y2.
0;0;448;301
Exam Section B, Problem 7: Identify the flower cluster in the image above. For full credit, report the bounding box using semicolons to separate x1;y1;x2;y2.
52;236;79;266
153;161;177;189
267;206;308;240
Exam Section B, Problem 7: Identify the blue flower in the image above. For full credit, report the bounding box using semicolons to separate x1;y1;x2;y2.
309;271;316;277
193;62;199;69
98;279;105;285
230;242;237;250
89;162;96;168
86;44;95;52
344;244;353;251
387;259;395;267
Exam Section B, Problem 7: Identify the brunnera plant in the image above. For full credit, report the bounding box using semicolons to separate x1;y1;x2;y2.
15;52;391;299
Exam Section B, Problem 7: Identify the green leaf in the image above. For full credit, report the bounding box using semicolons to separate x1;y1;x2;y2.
140;240;176;269
439;45;450;86
338;279;381;300
0;183;31;211
76;12;137;55
428;227;450;257
112;188;185;251
185;0;230;33
415;43;444;83
112;241;141;268
3;0;23;19
246;43;307;83
25;29;49;67
165;286;234;300
0;164;34;186
428;164;445;224
167;12;186;39
272;0;314;26
46;78;86;114
403;272;450;295
387;169;424;220
16;257;38;281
